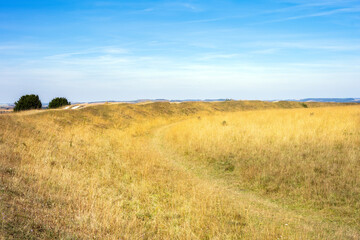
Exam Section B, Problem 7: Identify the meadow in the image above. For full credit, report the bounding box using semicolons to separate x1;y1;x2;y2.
0;101;359;239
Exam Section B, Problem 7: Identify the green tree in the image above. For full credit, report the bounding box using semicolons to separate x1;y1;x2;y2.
14;94;42;112
48;97;71;109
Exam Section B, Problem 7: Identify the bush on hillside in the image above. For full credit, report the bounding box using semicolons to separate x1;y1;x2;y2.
49;97;71;109
301;103;308;108
14;94;42;112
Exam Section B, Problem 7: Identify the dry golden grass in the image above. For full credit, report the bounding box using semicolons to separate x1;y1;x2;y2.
163;105;360;237
0;101;359;239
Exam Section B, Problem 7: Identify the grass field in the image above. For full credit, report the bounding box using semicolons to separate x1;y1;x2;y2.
0;101;359;239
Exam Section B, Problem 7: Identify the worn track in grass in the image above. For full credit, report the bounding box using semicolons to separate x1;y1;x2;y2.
150;117;360;239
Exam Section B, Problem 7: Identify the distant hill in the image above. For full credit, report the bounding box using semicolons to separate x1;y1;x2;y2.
133;98;360;103
280;98;360;103
0;103;14;110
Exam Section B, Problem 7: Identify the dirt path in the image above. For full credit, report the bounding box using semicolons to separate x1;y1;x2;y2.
150;119;360;239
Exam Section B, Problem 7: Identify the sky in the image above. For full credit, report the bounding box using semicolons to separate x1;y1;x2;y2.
1;0;360;103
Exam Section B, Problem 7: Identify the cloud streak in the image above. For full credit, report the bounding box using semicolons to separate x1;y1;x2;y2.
259;6;360;24
45;47;128;59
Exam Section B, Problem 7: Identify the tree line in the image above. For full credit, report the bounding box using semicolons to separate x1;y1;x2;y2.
14;94;70;112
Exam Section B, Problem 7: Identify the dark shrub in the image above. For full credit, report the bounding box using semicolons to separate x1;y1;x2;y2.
49;97;71;109
14;94;42;112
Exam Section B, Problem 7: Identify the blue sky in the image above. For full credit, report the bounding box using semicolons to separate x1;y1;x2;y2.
1;0;359;102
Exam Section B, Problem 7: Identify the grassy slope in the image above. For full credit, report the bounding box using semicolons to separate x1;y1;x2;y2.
161;106;360;237
0;101;358;239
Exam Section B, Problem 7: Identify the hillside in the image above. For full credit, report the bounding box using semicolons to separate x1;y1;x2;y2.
0;101;359;239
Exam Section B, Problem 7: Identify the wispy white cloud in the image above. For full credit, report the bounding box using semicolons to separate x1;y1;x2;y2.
197;53;241;61
140;8;155;12
252;40;360;51
181;3;199;11
128;1;203;14
174;1;360;26
251;48;279;54
264;0;357;14
188;42;218;49
261;6;360;23
168;2;203;12
2;52;360;102
287;61;360;69
182;17;229;24
0;44;39;51
45;47;128;59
